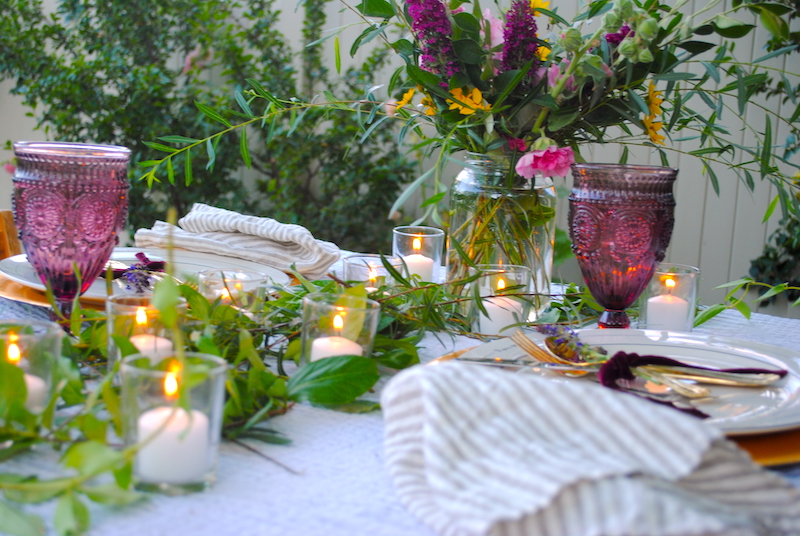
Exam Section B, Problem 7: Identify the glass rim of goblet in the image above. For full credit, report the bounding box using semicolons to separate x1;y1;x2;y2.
120;352;228;379
13;141;131;159
392;225;445;238
571;162;678;174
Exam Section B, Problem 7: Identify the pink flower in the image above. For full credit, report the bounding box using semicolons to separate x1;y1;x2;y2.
508;137;527;152
482;9;505;58
3;162;15;176
515;145;575;178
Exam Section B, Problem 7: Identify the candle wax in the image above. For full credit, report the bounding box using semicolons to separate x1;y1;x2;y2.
130;334;174;364
403;253;435;282
478;296;524;336
136;407;210;484
23;373;48;414
646;294;691;331
310;336;364;362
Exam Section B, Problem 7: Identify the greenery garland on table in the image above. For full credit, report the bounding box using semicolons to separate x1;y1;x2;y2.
2;243;595;536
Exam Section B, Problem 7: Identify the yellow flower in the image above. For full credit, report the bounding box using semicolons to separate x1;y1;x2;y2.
536;40;550;61
646;80;663;116
530;0;550;15
643;115;665;145
447;87;491;115
420;95;436;116
396;88;416;109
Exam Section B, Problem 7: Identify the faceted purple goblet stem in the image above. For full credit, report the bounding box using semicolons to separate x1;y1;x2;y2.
598;310;630;329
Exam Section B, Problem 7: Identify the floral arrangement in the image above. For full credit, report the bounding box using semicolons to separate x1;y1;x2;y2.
344;0;800;216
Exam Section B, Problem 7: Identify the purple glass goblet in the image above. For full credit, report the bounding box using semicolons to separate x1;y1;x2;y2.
568;163;677;328
12;142;130;320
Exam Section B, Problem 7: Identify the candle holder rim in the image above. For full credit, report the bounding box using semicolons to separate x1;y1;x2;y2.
120;352;228;378
13;141;131;159
655;263;700;274
302;292;380;310
392;225;445;238
342;253;403;265
0;318;64;337
468;263;533;274
107;294;188;310
571;162;678;174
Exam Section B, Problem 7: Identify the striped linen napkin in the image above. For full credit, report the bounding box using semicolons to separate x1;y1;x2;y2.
134;203;341;279
382;362;800;536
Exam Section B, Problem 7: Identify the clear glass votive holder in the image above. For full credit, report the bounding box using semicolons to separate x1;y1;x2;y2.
638;263;700;332
468;264;532;336
342;254;403;290
392;226;445;282
300;293;380;364
107;294;186;372
0;320;62;414
197;268;268;317
121;353;227;495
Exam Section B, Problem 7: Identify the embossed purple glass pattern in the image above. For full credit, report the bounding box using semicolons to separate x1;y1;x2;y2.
568;163;677;329
13;142;130;317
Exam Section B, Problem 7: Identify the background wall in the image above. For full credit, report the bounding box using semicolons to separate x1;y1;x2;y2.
0;0;796;307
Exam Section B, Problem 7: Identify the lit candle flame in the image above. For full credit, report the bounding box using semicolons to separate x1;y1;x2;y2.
164;361;180;398
368;264;378;285
665;278;676;290
7;333;20;364
497;277;506;292
333;314;344;332
220;288;231;300
135;307;148;326
412;237;422;253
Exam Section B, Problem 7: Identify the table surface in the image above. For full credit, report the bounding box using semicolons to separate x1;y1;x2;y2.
3;297;800;536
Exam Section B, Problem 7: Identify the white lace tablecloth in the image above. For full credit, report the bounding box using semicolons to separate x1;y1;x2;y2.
2;297;800;536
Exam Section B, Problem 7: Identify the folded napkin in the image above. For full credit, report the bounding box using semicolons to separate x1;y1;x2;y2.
382;363;800;536
134;204;341;279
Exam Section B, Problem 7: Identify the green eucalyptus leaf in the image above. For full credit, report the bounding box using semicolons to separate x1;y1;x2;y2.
287;356;379;406
79;483;142;506
0;500;45;536
61;441;124;477
54;491;90;536
357;0;395;19
675;41;715;55
321;400;381;413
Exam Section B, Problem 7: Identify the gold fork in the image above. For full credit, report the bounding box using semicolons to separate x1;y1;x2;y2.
510;330;711;398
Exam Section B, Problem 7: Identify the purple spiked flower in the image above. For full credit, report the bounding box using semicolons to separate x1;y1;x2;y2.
406;0;460;80
500;0;540;88
605;24;632;46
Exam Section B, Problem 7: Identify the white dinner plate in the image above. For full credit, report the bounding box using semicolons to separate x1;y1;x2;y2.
458;329;800;437
0;247;291;303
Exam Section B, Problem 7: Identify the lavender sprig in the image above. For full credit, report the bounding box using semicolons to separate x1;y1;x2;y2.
500;0;540;89
406;0;460;80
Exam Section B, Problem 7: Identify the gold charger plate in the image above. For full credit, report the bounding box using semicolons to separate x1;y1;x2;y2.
734;428;800;467
0;272;103;310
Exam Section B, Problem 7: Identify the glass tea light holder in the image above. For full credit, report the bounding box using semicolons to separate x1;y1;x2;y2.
392;226;445;282
300;293;380;364
638;263;700;332
121;353;227;494
197;268;269;317
469;264;532;336
342;254;403;291
0;320;63;414
107;295;187;371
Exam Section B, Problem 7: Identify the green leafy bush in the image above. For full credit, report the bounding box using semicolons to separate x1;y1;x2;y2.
0;0;412;252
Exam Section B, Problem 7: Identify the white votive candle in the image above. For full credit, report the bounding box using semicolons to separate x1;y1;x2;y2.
478;296;525;336
646;294;691;331
403;254;435;282
130;334;174;364
136;406;210;484
23;373;48;413
310;336;364;362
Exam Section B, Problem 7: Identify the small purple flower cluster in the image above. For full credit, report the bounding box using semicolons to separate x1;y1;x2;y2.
500;0;540;87
605;24;632;46
407;0;460;79
112;252;167;294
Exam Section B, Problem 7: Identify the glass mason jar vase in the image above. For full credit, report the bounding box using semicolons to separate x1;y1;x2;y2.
446;153;557;317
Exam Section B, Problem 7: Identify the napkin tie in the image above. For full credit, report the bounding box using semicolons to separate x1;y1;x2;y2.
381;363;800;536
134;203;340;279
